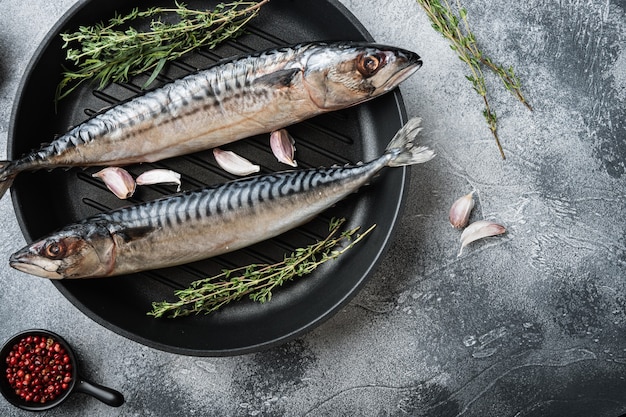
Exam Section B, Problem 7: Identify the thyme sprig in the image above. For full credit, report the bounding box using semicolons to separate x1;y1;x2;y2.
148;218;376;318
56;0;269;100
416;0;532;159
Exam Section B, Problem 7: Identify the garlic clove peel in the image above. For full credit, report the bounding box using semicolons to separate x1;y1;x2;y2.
213;148;260;176
92;167;136;199
449;191;475;229
136;169;182;192
458;220;506;256
270;129;297;167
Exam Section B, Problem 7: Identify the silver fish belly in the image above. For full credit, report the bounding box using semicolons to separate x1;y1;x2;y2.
9;117;434;279
0;42;422;199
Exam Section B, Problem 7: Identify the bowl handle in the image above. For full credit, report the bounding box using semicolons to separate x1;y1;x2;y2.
75;378;124;407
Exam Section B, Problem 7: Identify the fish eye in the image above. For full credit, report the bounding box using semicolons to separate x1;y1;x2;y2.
43;240;67;260
356;53;385;77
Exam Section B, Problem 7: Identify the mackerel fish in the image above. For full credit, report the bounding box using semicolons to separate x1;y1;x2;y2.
9;117;434;279
0;42;422;199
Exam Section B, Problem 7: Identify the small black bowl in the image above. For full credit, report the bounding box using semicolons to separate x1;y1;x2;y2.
0;329;124;411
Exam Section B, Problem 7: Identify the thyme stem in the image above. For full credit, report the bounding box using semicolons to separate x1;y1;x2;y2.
148;218;376;318
416;0;531;159
56;0;269;100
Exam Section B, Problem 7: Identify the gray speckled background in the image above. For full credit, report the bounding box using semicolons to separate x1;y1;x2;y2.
1;0;625;416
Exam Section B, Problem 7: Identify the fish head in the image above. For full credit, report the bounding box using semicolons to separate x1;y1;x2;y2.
9;223;116;279
301;42;422;110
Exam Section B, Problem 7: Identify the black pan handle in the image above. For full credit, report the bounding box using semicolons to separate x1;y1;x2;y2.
74;377;124;407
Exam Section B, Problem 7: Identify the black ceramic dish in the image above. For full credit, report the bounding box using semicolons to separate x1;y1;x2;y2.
0;329;124;411
8;0;414;355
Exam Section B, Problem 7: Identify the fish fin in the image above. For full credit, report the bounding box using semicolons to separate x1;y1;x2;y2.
385;117;435;167
113;225;154;243
0;161;16;200
254;68;300;88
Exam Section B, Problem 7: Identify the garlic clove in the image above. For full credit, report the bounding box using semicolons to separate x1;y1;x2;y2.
92;167;136;199
270;129;297;167
136;169;182;192
449;191;475;229
458;220;506;256
213;148;260;176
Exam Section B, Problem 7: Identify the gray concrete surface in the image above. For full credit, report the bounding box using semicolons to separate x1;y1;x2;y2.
1;0;626;416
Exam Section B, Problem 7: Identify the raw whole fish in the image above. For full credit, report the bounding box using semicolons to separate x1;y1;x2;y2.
0;42;422;199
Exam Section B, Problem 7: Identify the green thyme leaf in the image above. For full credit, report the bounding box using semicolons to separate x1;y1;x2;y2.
416;0;532;159
56;0;269;101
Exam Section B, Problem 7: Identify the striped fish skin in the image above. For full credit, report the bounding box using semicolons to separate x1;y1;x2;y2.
0;42;422;199
9;117;434;279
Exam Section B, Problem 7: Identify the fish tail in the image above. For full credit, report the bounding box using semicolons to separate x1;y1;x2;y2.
385;117;435;167
0;161;17;200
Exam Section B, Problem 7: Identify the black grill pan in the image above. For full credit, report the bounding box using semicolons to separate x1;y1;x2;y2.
8;0;412;356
